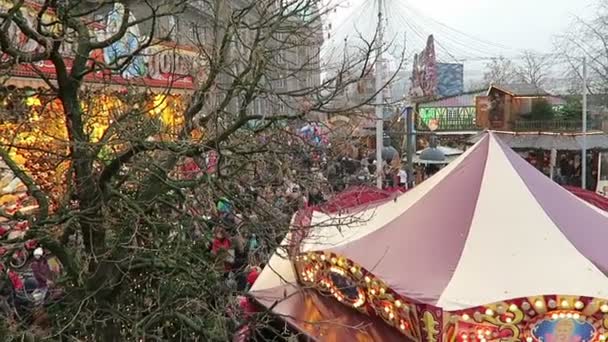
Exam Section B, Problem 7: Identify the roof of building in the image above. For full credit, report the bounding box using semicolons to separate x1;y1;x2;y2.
418;90;485;108
490;83;550;97
545;95;567;106
418;88;566;108
468;131;608;150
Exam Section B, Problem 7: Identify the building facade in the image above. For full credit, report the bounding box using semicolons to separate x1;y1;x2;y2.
415;84;577;133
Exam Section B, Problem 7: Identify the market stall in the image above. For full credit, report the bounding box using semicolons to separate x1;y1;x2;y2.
250;132;608;342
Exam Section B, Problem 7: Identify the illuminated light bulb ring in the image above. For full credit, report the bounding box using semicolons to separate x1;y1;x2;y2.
326;266;366;309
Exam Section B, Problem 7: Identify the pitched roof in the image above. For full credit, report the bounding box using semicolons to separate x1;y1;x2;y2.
491;83;550;96
418;90;485;108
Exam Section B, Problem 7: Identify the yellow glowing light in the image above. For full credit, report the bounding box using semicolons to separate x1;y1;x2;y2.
25;96;41;107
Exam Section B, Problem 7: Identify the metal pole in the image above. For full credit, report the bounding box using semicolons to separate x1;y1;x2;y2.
375;0;384;189
406;106;415;188
582;56;588;189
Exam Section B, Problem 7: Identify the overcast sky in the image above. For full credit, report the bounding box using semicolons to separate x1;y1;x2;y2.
407;0;595;52
326;0;598;81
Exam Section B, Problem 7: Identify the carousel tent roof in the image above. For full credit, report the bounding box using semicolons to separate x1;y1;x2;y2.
252;132;608;320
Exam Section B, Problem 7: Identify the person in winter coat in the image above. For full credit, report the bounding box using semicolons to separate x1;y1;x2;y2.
211;228;233;274
30;248;53;289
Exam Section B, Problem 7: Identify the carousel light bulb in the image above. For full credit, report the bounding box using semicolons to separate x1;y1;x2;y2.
575;301;584;310
303;255;308;261
552;313;559;320
350;266;357;273
389;312;395;319
527;337;533;342
365;276;371;283
400;323;406;330
535;300;545;309
395;300;402;308
573;313;581;320
331;257;337;264
561;300;570;308
462;314;470;321
509;304;518;312
320;255;326;261
601;304;608;313
600;335;607;341
506;317;512;323
384;306;391;313
311;254;316;260
485;308;494;316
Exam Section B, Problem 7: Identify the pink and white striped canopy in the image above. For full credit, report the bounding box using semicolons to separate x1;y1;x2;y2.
252;132;608;312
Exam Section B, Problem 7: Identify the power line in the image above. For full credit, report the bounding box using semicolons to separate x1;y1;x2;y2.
395;0;519;53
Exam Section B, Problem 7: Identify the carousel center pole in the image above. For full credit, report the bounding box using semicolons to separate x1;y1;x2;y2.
375;0;385;189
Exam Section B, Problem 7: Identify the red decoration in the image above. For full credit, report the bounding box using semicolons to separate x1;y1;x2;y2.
14;221;29;231
24;239;37;250
7;270;23;291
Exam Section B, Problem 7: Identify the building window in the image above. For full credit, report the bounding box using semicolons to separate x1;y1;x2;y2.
276;77;286;89
276;32;287;43
277;101;287;114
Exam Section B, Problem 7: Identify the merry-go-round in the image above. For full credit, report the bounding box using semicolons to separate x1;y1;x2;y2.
249;132;608;341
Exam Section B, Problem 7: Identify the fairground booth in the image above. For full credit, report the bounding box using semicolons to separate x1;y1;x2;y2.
250;132;608;341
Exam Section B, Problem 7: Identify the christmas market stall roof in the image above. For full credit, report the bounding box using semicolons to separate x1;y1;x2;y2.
250;132;608;341
467;130;608;151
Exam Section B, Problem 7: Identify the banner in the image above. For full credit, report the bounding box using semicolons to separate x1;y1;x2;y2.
1;1;202;90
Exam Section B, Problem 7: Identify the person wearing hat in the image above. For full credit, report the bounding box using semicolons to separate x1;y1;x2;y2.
30;248;53;289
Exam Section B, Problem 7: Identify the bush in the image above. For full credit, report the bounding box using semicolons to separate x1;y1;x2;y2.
529;99;555;120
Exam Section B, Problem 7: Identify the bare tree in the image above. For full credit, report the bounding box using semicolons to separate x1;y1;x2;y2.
557;0;608;95
516;51;551;88
482;56;518;86
0;0;402;340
